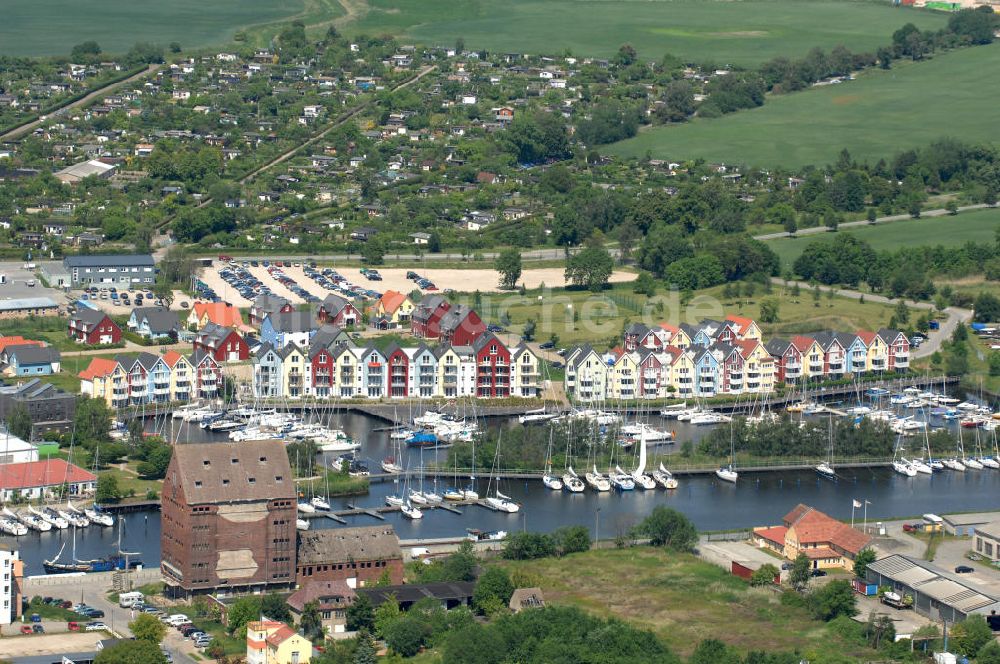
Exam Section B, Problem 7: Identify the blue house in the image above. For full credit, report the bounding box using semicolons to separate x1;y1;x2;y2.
260;311;317;349
692;348;720;398
0;344;61;376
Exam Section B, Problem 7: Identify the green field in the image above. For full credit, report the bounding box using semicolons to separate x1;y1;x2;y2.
0;0;310;56
607;42;1000;168
346;0;945;65
764;208;1000;267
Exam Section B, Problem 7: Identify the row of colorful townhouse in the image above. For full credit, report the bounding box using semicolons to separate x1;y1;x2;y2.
78;350;223;407
252;332;542;400
567;315;910;402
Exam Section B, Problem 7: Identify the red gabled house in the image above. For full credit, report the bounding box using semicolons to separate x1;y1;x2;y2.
636;349;662;398
439;305;486;346
316;294;360;327
714;344;745;394
764;337;799;384
192;322;249;363
385;344;410;398
68;309;121;345
309;344;336;398
410;295;451;339
473;333;511;398
190;350;222;398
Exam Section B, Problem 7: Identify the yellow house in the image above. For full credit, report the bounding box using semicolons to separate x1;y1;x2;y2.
78;358;128;408
370;290;414;326
609;352;638;400
725;315;763;342
281;344;308;398
791;336;825;380
163;351;194;403
753;504;873;572
333;345;359;398
737;340;775;394
669;351;696;398
246;620;312;664
660;324;691;349
568;348;609;402
511;344;541;398
858;331;889;372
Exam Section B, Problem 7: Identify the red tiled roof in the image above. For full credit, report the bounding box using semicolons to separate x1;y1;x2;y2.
783;503;872;556
0;336;44;354
733;339;760;358
379;290;409;315
78;357;120;380
790;335;816;352
0;460;96;490
754;526;788;546
659;322;680;334
725;315;756;335
856;330;877;345
192;302;247;330
287;579;355;613
162;350;185;368
265;625;297;647
802;546;839;560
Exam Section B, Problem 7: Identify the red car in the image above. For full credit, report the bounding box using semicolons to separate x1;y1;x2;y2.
19;625;32;634
218;255;233;262
68;621;80;631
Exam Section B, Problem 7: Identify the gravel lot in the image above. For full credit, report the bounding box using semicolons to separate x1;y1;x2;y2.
196;264;638;309
0;631;103;656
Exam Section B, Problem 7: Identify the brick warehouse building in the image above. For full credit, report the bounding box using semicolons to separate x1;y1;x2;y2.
296;526;403;588
161;440;297;598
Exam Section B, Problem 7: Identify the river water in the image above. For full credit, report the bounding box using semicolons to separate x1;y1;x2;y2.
6;407;1000;576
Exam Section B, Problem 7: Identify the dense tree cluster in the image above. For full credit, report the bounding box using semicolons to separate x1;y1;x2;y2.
502;526;591;559
698;417;896;459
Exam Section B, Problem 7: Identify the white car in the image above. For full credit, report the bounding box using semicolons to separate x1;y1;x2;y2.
85;622;109;632
165;614;189;626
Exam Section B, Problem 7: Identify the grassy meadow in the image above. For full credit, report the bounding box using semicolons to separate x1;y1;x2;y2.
763;207;1000;267
503;548;870;660
346;0;945;65
471;280;897;347
607;42;1000;168
0;0;308;56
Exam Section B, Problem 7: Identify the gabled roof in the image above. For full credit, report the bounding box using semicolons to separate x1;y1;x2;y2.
725;314;757;335
296;526;401;565
69;308;110;331
252;292;291;313
78;357;120;380
196;322;241;349
3;344;59;366
878;328;904;342
266;310;316;334
133;306;180;334
0;459;96;490
265;625;299;647
192;302;246;329
764;338;792;356
783;503;872;556
0;336;44;355
378;290;410;315
287;579;355;613
319;293;353;317
412;294;449;323
856;330;877;345
162;350;189;368
168;440;294;504
790;335;817;352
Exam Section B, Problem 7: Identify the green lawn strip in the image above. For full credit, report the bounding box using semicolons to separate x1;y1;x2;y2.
606;42;1000;168
349;0;945;66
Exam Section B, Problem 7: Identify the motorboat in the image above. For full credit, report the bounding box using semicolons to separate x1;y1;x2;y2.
310;496;331;511
801;403;826;415
466;528;507;541
390;428;415;440
584;465;611;492
892;460;917;477
401;502;423;519
561;467;585;493
484;491;520;513
652;463;679;489
715;465;738;483
620;423;674;443
296;519;310;531
297;501;316;513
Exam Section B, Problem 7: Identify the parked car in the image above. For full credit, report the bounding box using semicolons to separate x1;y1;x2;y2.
33;624;44;633
955;565;975;574
902;523;921;532
85;622;109;632
30;613;41;622
538;341;555;350
68;621;80;631
19;625;32;634
810;569;827;577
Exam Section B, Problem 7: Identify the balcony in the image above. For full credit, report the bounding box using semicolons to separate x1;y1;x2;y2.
130;386;146;395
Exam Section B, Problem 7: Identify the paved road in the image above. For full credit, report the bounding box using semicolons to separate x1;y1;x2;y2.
771;278;971;359
753;204;990;240
0;65;160;142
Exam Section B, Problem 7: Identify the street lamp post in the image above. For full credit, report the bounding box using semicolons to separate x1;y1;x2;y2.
595;508;601;543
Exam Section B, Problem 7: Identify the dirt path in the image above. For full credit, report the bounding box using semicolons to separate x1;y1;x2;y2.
753;204;989;240
0;64;160;142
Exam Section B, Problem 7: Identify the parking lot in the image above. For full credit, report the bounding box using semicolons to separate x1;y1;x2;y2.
196;260;638;309
0;260;64;300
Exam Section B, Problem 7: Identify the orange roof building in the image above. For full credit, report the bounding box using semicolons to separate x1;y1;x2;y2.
0;336;44;355
753;503;873;571
77;357;120;381
187;302;251;332
369;290;415;327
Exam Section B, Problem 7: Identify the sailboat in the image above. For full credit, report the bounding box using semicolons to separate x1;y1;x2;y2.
652;462;679;489
8;507;50;532
958;426;982;469
483;432;520;512
296;518;310;531
84;504;114;527
816;418;836;480
585;464;611;491
31;505;68;529
401;500;423;519
715;410;738;483
891;433;917;476
562;466;585;492
44;515;140;573
0;513;27;536
630;430;656;489
610;465;635;491
541;429;563;490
